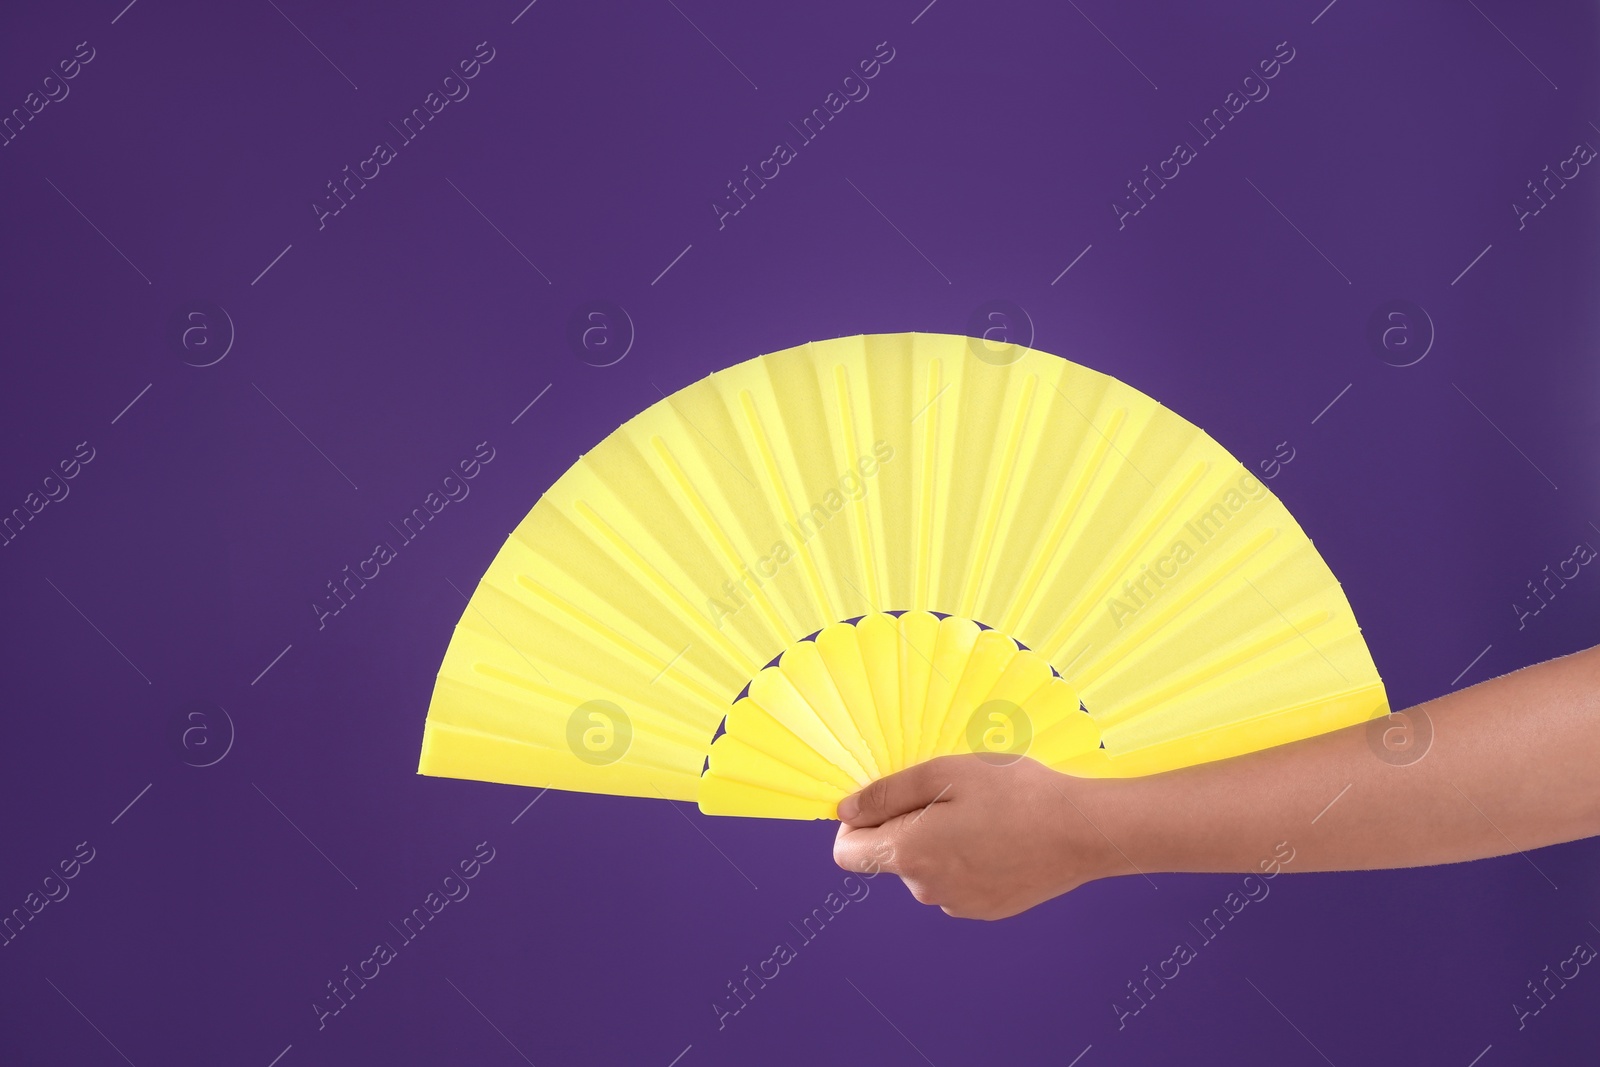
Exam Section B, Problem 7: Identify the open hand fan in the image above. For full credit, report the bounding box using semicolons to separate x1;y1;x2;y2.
418;332;1386;818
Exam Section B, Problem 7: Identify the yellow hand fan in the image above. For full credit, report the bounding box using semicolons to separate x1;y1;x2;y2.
418;332;1386;819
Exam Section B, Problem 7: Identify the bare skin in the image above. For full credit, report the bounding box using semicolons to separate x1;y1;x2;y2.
832;643;1600;920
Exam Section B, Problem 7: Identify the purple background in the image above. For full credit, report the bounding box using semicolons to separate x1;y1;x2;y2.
2;0;1598;1063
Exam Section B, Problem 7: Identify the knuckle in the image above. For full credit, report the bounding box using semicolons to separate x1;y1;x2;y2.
861;776;892;815
899;850;942;887
895;850;924;882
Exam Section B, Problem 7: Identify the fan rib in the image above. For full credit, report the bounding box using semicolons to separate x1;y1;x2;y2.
707;735;852;800
896;611;940;760
737;388;835;630
1098;608;1340;732
463;663;710;753
960;373;1038;618
833;363;883;613
717;697;860;793
915;358;943;607
759;651;874;782
856;612;905;768
572;500;747;665
926;628;1019;758
1000;404;1125;636
651;436;790;638
426;718;702;784
817;621;894;777
1039;459;1210;657
464;662;713;755
800;630;889;780
914;616;980;762
1068;527;1279;690
511;574;728;707
469;660;583;705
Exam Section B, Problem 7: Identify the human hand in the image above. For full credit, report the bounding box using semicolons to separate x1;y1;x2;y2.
830;754;1115;920
833;643;1600;918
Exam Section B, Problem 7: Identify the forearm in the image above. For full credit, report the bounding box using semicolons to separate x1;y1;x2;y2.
1077;643;1600;880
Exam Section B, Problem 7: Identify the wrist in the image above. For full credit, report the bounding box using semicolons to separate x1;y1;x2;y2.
1047;770;1158;887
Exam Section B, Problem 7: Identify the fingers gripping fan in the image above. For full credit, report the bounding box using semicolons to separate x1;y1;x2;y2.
418;333;1386;819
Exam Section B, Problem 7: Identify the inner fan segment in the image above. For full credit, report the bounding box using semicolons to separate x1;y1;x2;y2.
698;611;1103;819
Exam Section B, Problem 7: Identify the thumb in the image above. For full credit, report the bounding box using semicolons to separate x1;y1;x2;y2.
837;759;957;828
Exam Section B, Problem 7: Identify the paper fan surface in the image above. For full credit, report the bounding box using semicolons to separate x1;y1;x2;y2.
418;332;1386;818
